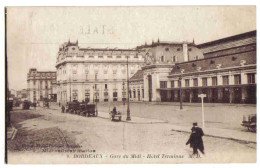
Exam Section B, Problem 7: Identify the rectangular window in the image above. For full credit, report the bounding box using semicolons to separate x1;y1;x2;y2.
113;92;117;97
95;73;98;81
142;89;144;98
222;76;229;85
202;78;207;86
234;74;241;85
247;73;255;84
193;78;198;87
171;81;175;88
212;77;217;86
178;80;181;87
133;91;136;98
72;90;78;101
129;90;132;98
160;81;167;88
113;92;118;101
185;79;189;87
105;84;107;89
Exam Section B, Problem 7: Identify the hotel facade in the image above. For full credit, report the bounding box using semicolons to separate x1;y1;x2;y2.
55;41;144;104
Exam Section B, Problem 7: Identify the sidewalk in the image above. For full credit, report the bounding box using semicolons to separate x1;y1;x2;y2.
98;111;168;124
97;111;256;143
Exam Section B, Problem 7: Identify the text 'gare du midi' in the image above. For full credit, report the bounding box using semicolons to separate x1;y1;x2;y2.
27;30;256;104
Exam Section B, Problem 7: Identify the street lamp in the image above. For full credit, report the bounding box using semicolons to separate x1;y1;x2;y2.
69;75;72;102
179;76;183;110
126;56;131;121
123;81;126;105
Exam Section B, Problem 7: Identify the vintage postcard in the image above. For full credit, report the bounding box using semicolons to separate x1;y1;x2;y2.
5;6;256;164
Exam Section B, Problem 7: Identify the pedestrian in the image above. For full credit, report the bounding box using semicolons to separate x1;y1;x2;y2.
61;105;65;113
186;122;205;157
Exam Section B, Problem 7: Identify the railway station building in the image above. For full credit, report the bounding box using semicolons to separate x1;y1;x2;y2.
129;30;256;104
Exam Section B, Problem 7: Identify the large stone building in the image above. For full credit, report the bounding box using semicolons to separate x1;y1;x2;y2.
56;41;145;104
130;30;256;104
27;68;57;102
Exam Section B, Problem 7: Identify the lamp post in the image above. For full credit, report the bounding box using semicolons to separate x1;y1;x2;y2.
179;76;183;110
123;81;126;105
95;91;98;116
93;85;95;104
198;94;206;128
126;56;131;121
69;75;71;102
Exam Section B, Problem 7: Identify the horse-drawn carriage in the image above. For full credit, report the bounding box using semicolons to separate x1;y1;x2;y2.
109;107;122;121
241;114;256;132
65;101;97;117
22;100;31;110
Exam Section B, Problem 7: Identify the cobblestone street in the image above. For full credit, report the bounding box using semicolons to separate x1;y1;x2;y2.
7;103;256;163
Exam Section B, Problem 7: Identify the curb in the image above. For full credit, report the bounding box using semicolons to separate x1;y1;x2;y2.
171;129;256;144
8;124;18;140
97;115;168;124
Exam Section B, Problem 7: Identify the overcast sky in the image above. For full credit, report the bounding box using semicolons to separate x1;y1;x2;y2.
7;6;256;90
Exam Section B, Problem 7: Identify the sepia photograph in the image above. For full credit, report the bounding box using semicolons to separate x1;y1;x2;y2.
5;6;256;164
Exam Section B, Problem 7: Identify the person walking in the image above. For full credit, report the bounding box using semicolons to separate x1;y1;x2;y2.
186;122;205;157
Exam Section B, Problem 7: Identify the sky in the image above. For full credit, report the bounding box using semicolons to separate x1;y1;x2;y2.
7;6;256;91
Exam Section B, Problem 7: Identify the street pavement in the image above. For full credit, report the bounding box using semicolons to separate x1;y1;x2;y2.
7;103;256;163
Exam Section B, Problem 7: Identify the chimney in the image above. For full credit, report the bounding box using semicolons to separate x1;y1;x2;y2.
183;43;188;62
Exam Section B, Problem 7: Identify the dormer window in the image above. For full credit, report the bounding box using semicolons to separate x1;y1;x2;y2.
161;56;164;62
173;56;176;62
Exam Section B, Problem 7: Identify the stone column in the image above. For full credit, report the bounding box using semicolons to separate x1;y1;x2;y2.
217;74;223;86
189;90;193;103
152;73;161;102
241;86;247;103
217;87;223;103
143;75;149;102
241;72;247;84
229;87;234;103
208;88;212;103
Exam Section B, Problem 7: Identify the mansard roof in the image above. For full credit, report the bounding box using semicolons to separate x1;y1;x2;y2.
197;30;256;50
130;70;144;82
169;50;256;76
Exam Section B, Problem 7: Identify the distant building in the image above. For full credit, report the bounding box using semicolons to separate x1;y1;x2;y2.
27;68;57;102
130;30;256;104
16;89;27;99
